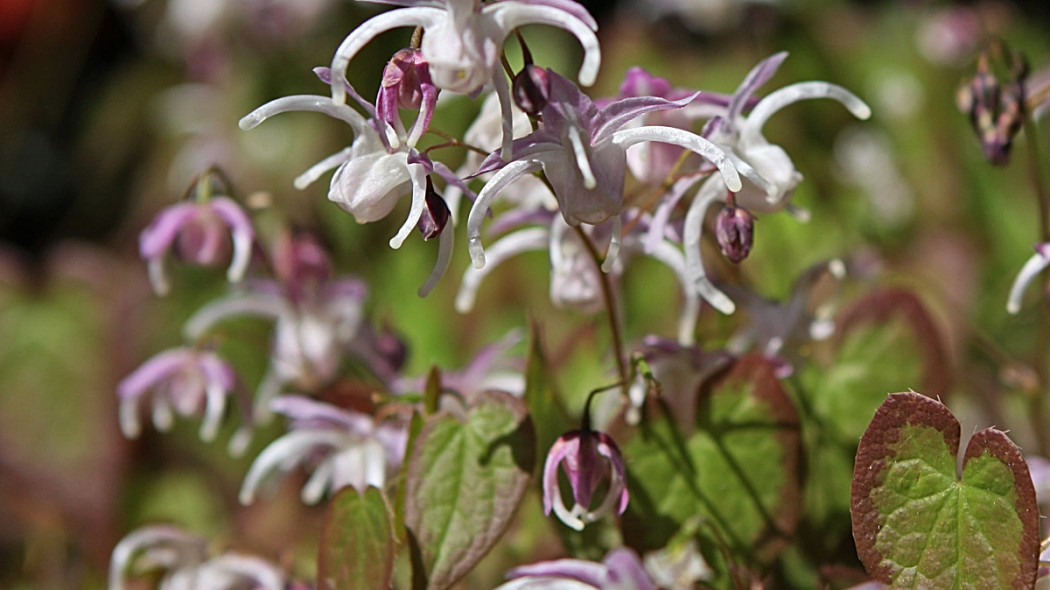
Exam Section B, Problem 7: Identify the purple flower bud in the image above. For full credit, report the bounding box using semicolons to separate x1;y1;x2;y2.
512;64;551;115
542;429;629;531
376;48;439;145
416;177;450;240
715;204;755;263
957;40;1028;165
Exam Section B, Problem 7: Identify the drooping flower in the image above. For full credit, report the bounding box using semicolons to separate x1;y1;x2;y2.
326;0;602;156
183;233;369;422
239;395;408;504
467;69;742;273
109;525;286;590
116;346;251;454
1007;243;1050;314
542;429;629;531
139;194;254;296
495;547;657;590
643;51;869;314
239;67;463;295
957;40;1029;165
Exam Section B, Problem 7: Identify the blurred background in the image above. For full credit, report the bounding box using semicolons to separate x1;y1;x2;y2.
2;0;1050;587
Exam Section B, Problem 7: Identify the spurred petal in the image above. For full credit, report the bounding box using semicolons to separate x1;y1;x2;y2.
1007;244;1050;314
456;227;549;312
727;51;789;123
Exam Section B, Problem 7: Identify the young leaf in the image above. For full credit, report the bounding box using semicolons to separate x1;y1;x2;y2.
405;390;535;590
851;392;1039;589
318;486;396;590
622;355;802;575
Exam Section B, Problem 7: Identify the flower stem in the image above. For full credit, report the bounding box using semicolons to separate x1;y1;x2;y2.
574;226;630;398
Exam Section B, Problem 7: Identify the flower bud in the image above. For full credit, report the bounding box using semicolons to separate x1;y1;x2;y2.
417;177;450;240
957;40;1028;165
512;64;551;115
542;429;629;531
715;204;755;263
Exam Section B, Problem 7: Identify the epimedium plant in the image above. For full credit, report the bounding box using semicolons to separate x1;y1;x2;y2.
103;2;1050;590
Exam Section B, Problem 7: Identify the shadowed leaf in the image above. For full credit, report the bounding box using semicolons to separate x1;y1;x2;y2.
405;390;535;590
622;355;801;580
850;392;1039;589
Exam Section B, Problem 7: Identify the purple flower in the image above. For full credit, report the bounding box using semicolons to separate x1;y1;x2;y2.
239;396;408;504
139;195;254;296
1007;242;1050;314
495;547;656;590
714;204;755;263
116;346;250;453
109;525;285;590
467;70;742;273
542;429;629;531
326;0;602;156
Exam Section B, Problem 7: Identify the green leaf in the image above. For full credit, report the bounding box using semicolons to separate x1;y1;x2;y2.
523;320;569;461
405;390;535;590
622;355;802;576
850;392;1039;589
318;486;395;590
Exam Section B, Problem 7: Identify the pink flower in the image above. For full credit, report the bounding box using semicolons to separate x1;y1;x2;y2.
542;429;629;531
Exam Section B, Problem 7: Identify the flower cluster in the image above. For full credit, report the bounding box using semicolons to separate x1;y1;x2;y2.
110;0;880;587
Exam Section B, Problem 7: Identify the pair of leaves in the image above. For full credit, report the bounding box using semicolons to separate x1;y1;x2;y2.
622;355;802;582
318;390;535;590
851;392;1039;589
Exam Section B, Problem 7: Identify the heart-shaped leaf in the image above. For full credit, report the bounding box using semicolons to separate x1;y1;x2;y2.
851;392;1039;589
318;486;395;590
404;390;535;590
622;355;801;577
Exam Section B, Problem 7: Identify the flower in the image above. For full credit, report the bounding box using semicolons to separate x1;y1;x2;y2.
713;203;754;263
183;233;369;422
467;69;742;273
642;51;869;314
1007;242;1050;314
109;525;285;590
957;40;1029;165
326;0;602;155
542;429;629;531
116;346;251;453
239;68;464;295
495;547;656;590
139;195;254;296
239;395;407;504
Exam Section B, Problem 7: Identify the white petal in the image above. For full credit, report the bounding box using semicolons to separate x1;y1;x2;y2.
238;430;352;505
600;215;622;273
490;5;601;86
147;257;170;297
239;95;370;136
683;178;735;314
293;147;353;190
389;164;429;249
1008;251;1050;314
328;8;439;105
568;125;597;190
613;126;742;192
466;159;543;268
183;293;285;341
742;81;872;146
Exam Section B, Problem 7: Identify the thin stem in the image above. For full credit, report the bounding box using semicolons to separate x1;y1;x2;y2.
423;128;490;157
1023;108;1050;455
574;227;630;397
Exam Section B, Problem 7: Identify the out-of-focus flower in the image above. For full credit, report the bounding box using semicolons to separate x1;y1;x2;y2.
957;40;1029;165
183;234;368;421
467;69;741;273
239;395;407;504
1007;242;1050;314
139;194;254;296
495;547;656;590
542;429;628;531
457;208;703;344
723;259;844;378
625;336;732;425
625;0;778;35
116;346;251;453
109;525;285;590
327;0;601;156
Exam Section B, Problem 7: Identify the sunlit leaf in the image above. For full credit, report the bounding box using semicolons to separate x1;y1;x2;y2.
851;392;1039;589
